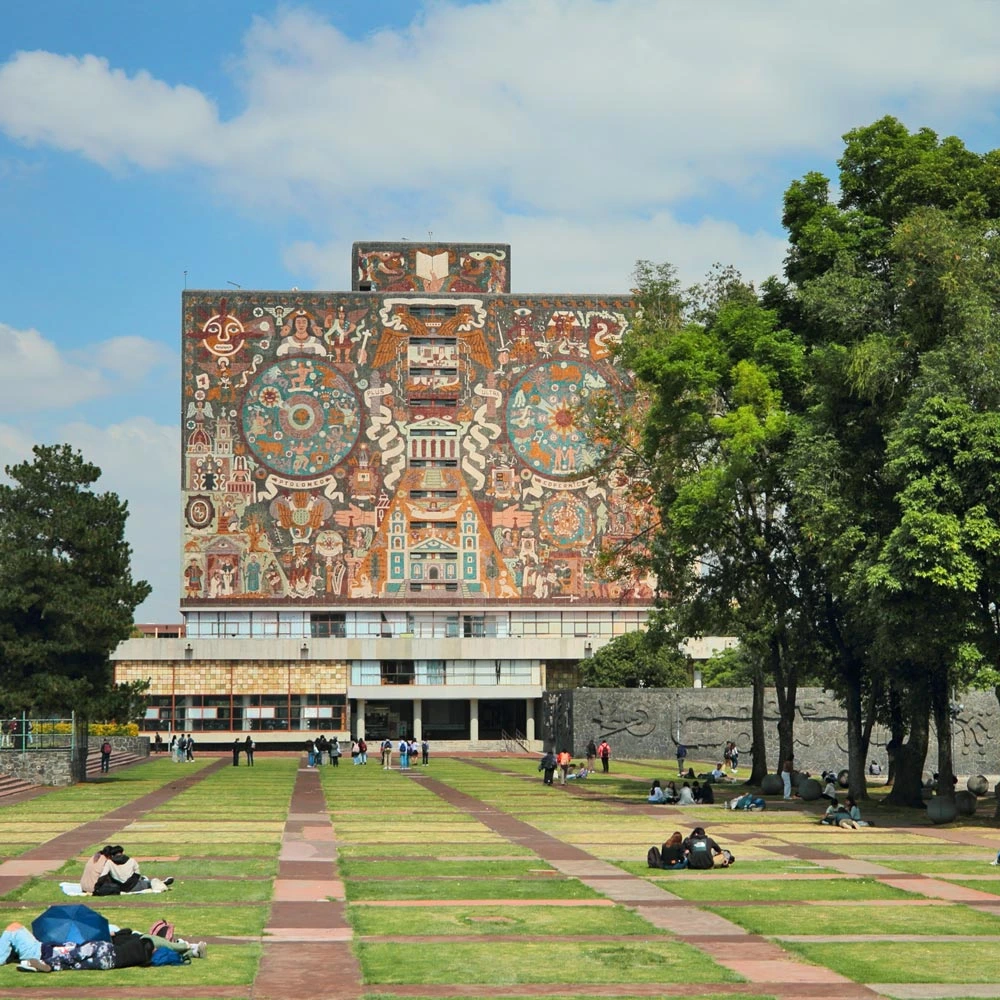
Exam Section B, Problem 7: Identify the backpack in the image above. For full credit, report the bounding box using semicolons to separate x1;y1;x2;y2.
111;930;154;968
150;946;187;966
677;744;687;757
149;919;175;942
646;845;662;869
102;741;112;754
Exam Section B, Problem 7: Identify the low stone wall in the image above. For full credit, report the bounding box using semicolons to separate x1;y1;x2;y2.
0;748;74;786
544;687;1000;776
87;735;150;757
0;735;150;788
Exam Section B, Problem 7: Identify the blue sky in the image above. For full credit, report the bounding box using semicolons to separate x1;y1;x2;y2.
2;0;999;621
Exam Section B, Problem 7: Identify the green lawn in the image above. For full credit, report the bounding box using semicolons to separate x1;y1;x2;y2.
357;940;743;985
345;876;601;901
783;941;1000;983
349;903;659;936
709;902;1000;936
662;877;915;901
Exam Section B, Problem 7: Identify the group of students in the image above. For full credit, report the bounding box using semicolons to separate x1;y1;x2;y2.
0;915;206;973
647;779;716;805
820;795;871;828
168;734;195;762
305;735;343;766
649;826;735;870
383;738;430;769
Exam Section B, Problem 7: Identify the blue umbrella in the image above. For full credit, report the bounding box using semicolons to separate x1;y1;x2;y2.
32;904;111;944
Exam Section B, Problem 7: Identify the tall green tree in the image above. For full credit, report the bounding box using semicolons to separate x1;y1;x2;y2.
0;445;151;722
623;265;810;783
775;119;1000;804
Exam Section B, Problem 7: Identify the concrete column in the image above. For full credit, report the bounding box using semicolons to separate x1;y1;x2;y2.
525;700;535;743
356;699;366;741
413;699;422;740
469;698;478;742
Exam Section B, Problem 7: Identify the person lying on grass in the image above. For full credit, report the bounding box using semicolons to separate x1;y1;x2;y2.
3;919;206;973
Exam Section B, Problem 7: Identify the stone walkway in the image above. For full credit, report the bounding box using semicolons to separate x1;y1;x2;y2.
3;756;1000;998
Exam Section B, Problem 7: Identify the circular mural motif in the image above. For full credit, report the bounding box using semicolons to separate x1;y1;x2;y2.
185;494;215;530
540;492;596;548
242;358;360;477
505;360;616;479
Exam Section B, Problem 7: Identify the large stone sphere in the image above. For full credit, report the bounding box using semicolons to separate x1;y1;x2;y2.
798;777;822;801
837;769;850;788
761;774;784;795
955;790;978;816
968;774;989;797
926;796;958;825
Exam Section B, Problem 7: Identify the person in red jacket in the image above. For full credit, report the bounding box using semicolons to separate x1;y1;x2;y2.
556;749;572;785
597;740;611;773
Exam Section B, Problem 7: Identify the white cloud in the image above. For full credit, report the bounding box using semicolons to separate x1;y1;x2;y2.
2;1;999;221
0;418;181;622
285;209;788;292
0;324;173;412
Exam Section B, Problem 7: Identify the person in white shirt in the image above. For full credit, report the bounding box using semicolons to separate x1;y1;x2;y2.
648;780;665;803
677;782;695;805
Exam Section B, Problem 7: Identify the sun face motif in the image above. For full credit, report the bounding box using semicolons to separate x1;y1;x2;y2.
505;361;618;480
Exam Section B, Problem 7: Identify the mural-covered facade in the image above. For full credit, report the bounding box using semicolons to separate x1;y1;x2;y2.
181;243;650;612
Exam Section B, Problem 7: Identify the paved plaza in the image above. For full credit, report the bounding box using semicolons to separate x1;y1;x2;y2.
0;753;999;999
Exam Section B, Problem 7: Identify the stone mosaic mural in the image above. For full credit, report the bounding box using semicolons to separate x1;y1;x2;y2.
181;246;651;607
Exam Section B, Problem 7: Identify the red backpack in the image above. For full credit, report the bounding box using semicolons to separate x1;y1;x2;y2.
149;918;175;941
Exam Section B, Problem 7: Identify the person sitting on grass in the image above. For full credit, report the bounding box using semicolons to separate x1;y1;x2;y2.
699;780;715;804
659;831;688;869
664;780;679;803
846;797;873;826
820;802;858;829
85;845;174;895
648;780;665;803
566;764;590;780
677;781;695;805
710;763;728;782
820;773;839;803
683;826;732;868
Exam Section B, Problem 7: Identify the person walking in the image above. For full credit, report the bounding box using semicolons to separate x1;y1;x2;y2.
185;734;195;761
675;742;688;776
597;739;611;773
557;748;571;785
585;738;597;771
244;735;255;766
381;738;392;769
330;737;341;766
538;749;557;785
100;740;112;773
421;738;430;765
358;737;368;764
231;738;241;766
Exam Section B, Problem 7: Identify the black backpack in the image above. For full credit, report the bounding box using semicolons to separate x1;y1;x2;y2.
646;845;662;869
111;930;154;968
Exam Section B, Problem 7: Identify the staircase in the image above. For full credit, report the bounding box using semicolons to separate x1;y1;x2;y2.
0;773;38;799
85;747;148;778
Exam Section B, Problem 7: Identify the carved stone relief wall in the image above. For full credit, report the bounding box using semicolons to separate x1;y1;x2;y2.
545;687;1000;775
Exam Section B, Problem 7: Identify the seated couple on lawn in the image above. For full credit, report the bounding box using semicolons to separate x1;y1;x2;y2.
649;827;734;870
81;845;174;896
820;796;871;829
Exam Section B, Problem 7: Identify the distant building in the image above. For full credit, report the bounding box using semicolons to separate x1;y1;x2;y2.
114;242;656;743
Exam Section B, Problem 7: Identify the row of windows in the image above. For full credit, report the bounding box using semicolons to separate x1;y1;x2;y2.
142;694;347;733
184;609;647;639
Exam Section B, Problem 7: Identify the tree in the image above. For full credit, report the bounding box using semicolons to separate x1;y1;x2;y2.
0;445;151;724
774;119;1000;805
623;264;811;779
580;631;691;688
